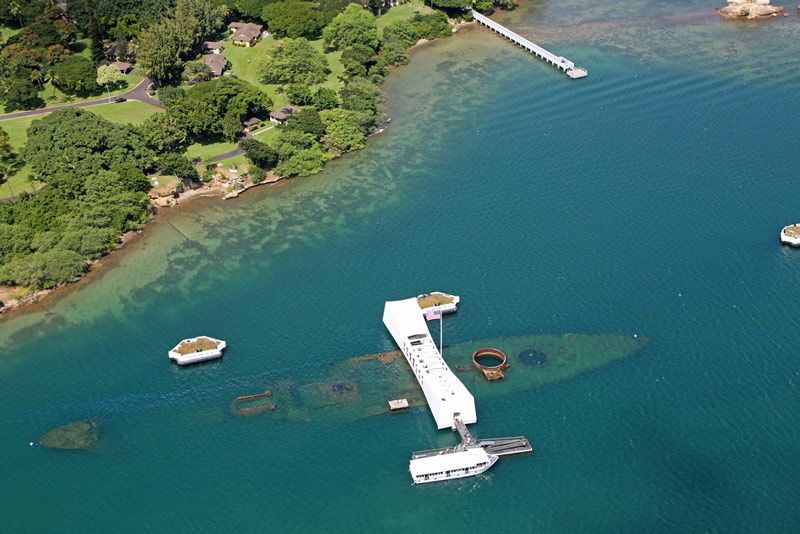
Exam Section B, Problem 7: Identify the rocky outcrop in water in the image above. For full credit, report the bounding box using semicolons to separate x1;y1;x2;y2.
717;0;784;18
39;420;99;450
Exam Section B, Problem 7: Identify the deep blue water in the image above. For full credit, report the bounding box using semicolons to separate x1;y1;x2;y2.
3;3;800;532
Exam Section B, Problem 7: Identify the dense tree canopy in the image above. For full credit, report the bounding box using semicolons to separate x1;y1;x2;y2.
260;38;329;85
339;76;382;117
319;108;370;156
322;4;379;51
236;0;275;20
166;77;272;139
239;138;279;170
63;0;175;28
138;113;189;152
284;108;326;140
136;0;225;85
50;56;101;96
0;107;157;290
262;1;325;39
24;108;156;180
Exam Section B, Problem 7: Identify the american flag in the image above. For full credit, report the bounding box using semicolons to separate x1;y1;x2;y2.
426;309;441;321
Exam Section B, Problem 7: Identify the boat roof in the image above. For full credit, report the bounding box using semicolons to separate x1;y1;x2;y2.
409;448;490;477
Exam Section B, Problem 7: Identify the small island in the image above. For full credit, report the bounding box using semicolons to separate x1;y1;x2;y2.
717;0;784;18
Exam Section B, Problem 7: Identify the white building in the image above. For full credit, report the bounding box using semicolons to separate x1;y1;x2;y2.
382;298;477;429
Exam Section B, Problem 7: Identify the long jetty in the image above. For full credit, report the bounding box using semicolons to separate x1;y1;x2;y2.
471;10;587;79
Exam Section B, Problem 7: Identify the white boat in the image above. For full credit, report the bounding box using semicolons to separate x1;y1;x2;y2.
409;448;498;484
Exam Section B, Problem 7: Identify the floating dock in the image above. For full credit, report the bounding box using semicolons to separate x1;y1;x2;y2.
472;10;587;79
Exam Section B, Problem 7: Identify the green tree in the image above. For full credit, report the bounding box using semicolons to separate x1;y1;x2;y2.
262;1;325;39
156;86;185;105
96;63;122;101
139;114;189;152
286;83;312;105
260;37;329;85
51;56;100;96
341;42;380;79
156;152;198;180
239;138;279;169
85;0;105;65
24;108;156;180
222;108;243;140
3;78;43;111
174;0;224;45
43;70;59;101
319;108;370;156
284;108;325;140
0;249;88;290
182;60;212;83
430;0;470;8
237;0;274;20
339;76;382;117
165;96;221;138
115;23;129;62
314;86;339;110
136;19;186;86
322;4;379;51
29;68;43;90
275;146;324;177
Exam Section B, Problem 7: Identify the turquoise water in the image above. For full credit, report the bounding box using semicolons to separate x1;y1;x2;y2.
4;2;800;531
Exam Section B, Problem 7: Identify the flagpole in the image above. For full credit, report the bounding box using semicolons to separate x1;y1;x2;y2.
439;312;443;354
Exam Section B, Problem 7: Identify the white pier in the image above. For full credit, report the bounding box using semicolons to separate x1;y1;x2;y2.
383;298;477;429
472;10;587;79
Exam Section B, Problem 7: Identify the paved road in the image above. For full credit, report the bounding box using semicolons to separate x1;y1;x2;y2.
209;126;275;163
0;77;162;121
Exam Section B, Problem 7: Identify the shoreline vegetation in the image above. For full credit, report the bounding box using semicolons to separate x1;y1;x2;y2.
0;0;509;316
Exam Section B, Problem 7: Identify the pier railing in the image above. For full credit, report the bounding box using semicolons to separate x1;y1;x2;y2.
471;10;587;79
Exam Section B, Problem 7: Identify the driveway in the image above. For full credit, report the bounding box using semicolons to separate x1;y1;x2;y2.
0;77;162;121
209;126;275;163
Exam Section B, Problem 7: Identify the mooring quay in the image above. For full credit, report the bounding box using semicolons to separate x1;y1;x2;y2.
471;10;587;79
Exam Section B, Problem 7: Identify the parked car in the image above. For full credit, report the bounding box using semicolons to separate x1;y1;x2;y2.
114;97;127;103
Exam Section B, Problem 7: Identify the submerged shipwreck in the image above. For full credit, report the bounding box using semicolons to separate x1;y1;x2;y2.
39;420;99;450
231;332;648;423
231;292;648;483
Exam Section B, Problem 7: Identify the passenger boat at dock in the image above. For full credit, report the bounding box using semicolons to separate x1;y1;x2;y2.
409;448;498;484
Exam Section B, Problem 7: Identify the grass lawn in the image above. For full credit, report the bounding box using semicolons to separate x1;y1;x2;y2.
35;74;143;110
90;100;162;124
0;101;162;198
187;139;238;162
1;24;20;44
69;39;91;60
252;125;278;143
222;35;344;106
377;3;434;31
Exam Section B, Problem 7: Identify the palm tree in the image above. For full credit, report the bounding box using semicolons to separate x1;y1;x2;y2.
44;71;59;101
30;69;44;91
9;1;23;28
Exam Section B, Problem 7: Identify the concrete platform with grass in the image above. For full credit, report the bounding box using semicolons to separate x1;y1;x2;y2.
168;336;226;365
